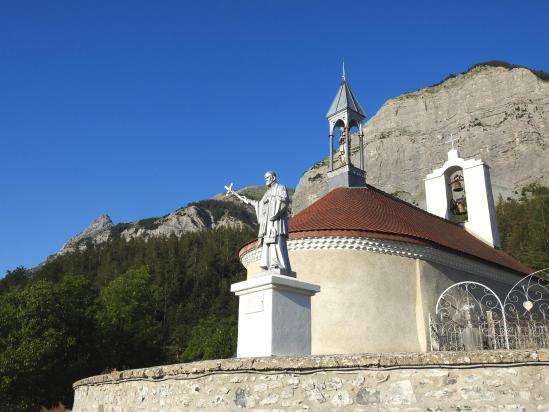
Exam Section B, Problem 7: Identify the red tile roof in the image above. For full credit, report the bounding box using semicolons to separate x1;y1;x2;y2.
240;186;530;275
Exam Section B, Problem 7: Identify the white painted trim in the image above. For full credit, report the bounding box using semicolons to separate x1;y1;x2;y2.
240;236;523;285
231;273;320;296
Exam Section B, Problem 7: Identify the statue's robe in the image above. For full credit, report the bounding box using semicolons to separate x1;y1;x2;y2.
251;182;291;272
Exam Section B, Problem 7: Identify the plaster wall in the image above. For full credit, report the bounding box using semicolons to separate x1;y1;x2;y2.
243;245;522;354
463;163;501;248
425;173;450;219
416;260;520;349
247;249;420;353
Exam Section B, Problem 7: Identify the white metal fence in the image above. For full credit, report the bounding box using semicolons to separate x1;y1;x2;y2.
429;269;549;351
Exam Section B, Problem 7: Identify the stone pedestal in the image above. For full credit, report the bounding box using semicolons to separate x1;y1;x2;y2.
230;272;320;358
327;164;366;191
254;267;296;278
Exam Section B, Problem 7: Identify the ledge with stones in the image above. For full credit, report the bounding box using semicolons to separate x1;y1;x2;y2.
74;349;548;388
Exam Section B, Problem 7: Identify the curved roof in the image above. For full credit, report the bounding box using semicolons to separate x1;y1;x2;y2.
240;186;530;275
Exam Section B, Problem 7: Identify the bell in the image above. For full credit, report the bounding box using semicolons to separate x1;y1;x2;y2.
455;197;467;215
450;175;464;192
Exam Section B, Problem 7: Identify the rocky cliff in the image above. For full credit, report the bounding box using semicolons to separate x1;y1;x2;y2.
293;63;549;213
57;63;548;256
58;214;114;255
56;187;266;256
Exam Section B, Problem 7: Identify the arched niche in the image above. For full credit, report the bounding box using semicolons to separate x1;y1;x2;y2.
444;165;468;223
328;117;364;172
425;149;501;248
330;119;347;169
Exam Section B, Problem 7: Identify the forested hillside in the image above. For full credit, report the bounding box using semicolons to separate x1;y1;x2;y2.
497;183;549;271
0;185;547;411
0;227;254;411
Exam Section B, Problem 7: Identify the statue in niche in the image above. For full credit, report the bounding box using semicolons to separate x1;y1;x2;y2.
225;171;293;276
338;127;347;165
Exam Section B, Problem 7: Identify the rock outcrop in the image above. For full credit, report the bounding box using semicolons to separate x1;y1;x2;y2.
55;189;262;257
55;185;297;258
293;64;549;214
57;64;549;256
58;214;113;255
118;204;251;242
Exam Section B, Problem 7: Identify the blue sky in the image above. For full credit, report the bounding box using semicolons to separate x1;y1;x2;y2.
1;0;548;274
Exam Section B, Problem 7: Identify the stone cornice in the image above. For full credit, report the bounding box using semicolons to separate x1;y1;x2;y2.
74;349;548;388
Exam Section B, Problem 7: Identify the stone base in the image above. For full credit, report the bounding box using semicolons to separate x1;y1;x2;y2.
255;268;296;278
327;164;366;190
72;350;549;412
230;272;320;358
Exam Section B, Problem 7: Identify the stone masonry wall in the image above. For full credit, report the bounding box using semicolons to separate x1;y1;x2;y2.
73;350;549;411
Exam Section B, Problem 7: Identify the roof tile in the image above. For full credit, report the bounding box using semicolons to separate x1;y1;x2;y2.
288;186;530;275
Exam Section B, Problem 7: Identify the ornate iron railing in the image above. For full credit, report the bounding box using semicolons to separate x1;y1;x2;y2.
429;281;508;351
429;270;549;352
504;269;549;349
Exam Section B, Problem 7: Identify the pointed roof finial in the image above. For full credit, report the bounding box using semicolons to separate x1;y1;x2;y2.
327;64;366;118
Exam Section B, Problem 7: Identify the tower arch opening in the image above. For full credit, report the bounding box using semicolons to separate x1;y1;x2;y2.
445;166;468;223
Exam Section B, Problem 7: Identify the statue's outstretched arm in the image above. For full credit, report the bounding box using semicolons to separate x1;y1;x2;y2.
224;183;253;205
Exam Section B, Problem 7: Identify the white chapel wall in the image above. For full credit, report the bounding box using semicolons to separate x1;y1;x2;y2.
241;239;525;354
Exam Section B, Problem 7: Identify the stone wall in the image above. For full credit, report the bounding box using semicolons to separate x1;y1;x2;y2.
73;350;549;411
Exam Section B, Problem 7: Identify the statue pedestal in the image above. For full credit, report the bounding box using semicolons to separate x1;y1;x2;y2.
254;268;296;278
327;164;366;190
230;271;320;358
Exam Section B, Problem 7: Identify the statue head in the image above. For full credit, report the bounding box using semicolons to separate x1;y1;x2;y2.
264;171;277;187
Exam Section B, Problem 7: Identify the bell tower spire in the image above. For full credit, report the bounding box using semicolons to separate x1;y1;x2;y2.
326;65;367;190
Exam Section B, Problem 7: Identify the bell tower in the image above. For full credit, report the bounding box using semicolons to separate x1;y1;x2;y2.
326;64;367;190
424;145;501;248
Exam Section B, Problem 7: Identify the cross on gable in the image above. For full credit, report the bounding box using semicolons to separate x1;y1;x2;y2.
444;134;459;150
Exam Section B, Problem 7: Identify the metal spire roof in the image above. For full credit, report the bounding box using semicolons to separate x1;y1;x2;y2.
326;70;366;118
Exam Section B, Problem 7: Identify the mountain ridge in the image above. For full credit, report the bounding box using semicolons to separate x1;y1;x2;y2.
292;63;549;213
54;187;265;257
55;62;548;258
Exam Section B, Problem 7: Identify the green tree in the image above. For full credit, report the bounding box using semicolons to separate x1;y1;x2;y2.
0;266;31;292
181;316;237;361
0;226;255;409
0;276;97;411
497;183;549;271
95;267;162;369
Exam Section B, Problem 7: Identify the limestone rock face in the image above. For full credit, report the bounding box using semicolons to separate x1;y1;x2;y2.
54;195;257;257
293;65;549;214
120;206;213;241
58;214;114;255
53;185;293;258
119;204;249;241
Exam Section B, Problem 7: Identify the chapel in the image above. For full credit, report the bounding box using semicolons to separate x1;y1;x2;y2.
237;70;530;354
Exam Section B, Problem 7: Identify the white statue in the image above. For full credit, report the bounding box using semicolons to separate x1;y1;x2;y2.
225;171;293;276
338;127;347;165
